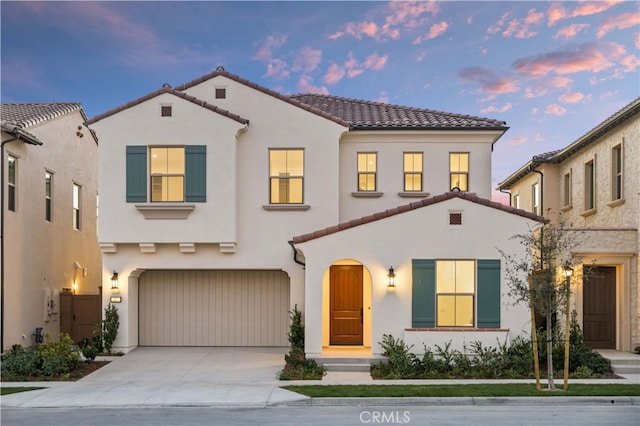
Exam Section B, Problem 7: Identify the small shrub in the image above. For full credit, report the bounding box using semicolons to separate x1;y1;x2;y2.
378;334;418;378
634;345;640;355
78;338;99;361
277;306;325;380
0;344;40;380
102;303;119;354
37;334;81;377
573;365;593;378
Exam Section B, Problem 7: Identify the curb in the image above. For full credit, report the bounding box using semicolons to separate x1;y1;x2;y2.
273;396;640;407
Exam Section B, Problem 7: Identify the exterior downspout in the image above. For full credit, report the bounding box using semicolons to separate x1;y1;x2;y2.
1;136;19;351
498;188;511;207
288;240;305;268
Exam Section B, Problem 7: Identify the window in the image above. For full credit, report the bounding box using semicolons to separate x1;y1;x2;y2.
126;145;206;203
7;155;16;212
269;149;304;203
357;152;377;191
513;194;520;209
215;88;226;99
585;159;595;210
403;152;423;191
532;182;540;215
160;105;172;117
563;171;571;207
449;153;469;191
612;144;623;201
412;259;500;329
436;260;475;327
45;171;52;222
73;184;81;230
150;147;185;202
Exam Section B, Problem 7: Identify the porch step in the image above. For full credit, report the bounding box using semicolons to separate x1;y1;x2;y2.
309;355;386;372
597;350;640;375
322;363;372;372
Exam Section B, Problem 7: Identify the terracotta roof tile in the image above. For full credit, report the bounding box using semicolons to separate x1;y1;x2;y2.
1;103;85;128
291;191;545;244
289;93;508;130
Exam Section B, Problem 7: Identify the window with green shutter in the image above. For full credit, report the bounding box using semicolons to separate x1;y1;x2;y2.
126;145;206;203
412;259;501;328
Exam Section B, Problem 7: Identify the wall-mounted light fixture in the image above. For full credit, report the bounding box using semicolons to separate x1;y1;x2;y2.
562;263;574;279
110;296;122;303
387;267;396;288
72;281;78;294
111;271;119;289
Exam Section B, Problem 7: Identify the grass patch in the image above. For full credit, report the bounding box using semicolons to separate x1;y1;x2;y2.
1;387;45;396
282;383;640;398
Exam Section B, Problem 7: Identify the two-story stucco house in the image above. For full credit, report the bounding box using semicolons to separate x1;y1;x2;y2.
1;103;102;351
87;69;544;360
498;98;639;352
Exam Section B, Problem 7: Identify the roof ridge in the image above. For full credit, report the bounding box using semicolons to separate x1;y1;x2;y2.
292;191;544;244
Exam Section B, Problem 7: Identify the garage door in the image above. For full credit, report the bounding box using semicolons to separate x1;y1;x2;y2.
139;270;290;346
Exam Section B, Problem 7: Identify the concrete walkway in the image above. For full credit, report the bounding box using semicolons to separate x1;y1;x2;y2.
2;347;639;408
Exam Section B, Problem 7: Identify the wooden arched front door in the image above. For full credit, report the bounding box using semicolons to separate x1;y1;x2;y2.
329;265;363;345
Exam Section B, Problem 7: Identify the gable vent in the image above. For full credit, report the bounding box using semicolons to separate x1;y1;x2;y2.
449;212;462;225
215;88;226;99
161;105;172;117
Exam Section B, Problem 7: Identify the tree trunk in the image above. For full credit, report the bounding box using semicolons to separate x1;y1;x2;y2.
546;313;555;390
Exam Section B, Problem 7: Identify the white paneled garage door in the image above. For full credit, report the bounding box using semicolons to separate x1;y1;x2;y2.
139;270;290;346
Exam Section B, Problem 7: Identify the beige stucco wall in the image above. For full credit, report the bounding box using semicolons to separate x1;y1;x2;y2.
2;111;101;350
296;197;540;356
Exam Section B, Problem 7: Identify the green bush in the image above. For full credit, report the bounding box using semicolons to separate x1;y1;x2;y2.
78;338;99;361
102;303;119;354
1;334;81;381
277;306;325;380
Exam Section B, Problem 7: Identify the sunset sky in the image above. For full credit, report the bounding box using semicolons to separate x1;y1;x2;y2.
2;1;638;202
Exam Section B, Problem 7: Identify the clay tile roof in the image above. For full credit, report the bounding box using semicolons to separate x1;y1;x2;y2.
87;87;249;125
1;103;85;128
289;93;508;130
291;191;545;244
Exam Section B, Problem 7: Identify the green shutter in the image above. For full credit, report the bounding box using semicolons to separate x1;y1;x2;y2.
412;259;435;327
185;145;206;202
126;146;147;202
477;259;501;328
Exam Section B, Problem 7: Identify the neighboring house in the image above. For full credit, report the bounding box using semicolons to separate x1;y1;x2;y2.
498;98;639;352
87;68;543;357
1;103;101;351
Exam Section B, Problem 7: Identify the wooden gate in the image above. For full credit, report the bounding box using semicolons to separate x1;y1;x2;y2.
60;293;102;343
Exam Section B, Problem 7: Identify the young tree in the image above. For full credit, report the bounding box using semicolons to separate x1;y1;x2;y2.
499;221;582;390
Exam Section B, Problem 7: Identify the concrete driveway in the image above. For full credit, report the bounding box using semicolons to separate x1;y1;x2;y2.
2;347;310;408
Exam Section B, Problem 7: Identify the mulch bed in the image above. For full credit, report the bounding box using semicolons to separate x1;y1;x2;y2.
1;361;110;382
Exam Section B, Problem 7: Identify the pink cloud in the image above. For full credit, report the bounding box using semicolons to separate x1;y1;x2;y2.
265;58;290;80
597;12;640;38
549;76;574;88
480;103;513;114
252;35;287;61
511;137;527;146
327;31;344;40
386;0;440;26
524;8;544;25
291;47;322;73
413;21;449;44
297;75;328;95
531;108;539;116
636;33;640;49
492;9;542;39
553;23;590;40
375;91;390;103
620;54;640;72
545;104;567;116
523;86;549;99
487;12;510;34
547;3;567;26
548;0;622;26
458;66;519;95
512;42;626;76
362;53;388;70
559;92;585;103
323;63;346;84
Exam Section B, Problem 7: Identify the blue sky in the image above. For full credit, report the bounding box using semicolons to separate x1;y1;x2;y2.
2;1;638;202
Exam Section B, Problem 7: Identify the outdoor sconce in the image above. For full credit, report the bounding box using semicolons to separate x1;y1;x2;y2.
387;267;396;288
72;281;78;294
562;263;574;279
111;271;119;289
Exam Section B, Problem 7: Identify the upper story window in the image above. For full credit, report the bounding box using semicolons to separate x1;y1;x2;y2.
532;182;540;215
72;183;81;230
584;159;595;211
269;149;304;204
150;147;185;202
126;145;206;204
513;193;520;209
562;171;572;208
449;152;469;191
357;152;377;191
611;144;623;202
7;155;16;212
45;171;53;222
436;260;475;327
403;152;423;192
